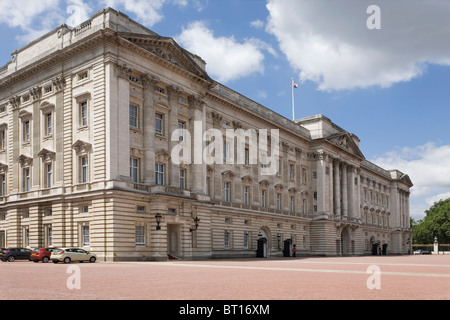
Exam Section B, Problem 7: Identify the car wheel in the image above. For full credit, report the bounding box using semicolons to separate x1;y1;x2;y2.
89;257;96;263
42;257;49;263
63;257;71;264
7;256;15;262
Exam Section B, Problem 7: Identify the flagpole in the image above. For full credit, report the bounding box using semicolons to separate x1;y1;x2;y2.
292;78;295;121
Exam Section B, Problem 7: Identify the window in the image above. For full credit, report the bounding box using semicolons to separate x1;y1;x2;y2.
244;148;250;166
276;193;281;210
302;199;307;213
0;129;6;150
45;163;53;188
44;112;52;136
155;86;165;94
135;226;146;247
45;226;53;247
155;113;164;136
224;182;231;202
80;101;88;127
129;104;139;128
23;121;30;143
82;225;90;246
223;141;231;162
276;159;281;175
302;168;307;184
0;174;5;196
23;168;31;192
44;85;53;94
79;71;88;81
289;163;295;180
244;233;249;249
261;190;266;208
290;196;295;212
179;169;186;189
23;227;29;247
80;156;89;183
178;121;185;142
243;186;249;205
155;163;164;185
224;232;230;249
130;158;139;183
313;171;317;179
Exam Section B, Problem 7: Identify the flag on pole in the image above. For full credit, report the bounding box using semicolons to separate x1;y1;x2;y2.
293;81;299;88
291;78;297;121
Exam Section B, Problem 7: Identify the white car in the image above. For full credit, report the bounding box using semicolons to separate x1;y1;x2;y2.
51;248;97;264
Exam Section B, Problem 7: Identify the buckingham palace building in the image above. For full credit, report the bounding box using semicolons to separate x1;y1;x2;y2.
0;8;413;261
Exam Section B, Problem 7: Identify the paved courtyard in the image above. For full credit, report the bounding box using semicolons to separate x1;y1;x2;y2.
1;255;449;300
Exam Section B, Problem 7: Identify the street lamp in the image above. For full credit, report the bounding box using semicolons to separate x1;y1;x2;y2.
155;213;162;230
189;216;200;232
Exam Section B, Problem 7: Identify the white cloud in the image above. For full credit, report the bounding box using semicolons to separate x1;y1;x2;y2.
102;0;165;26
371;143;450;199
176;21;266;83
250;19;264;29
266;0;450;91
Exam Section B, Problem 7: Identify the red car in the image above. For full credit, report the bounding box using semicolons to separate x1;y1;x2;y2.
30;247;59;263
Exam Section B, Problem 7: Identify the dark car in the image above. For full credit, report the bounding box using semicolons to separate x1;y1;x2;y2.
0;248;32;262
422;250;432;255
30;247;59;263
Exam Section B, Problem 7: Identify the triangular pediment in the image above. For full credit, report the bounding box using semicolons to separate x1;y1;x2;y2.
326;132;365;159
118;32;212;84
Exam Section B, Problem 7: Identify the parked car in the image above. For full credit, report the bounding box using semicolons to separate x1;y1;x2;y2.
30;247;59;263
422;250;432;255
51;248;97;264
0;248;32;262
413;250;422;255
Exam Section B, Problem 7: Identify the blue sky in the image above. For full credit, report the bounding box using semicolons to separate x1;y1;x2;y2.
1;0;450;220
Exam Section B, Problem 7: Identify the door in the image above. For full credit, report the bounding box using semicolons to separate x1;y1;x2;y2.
257;237;267;258
167;224;181;257
0;231;5;248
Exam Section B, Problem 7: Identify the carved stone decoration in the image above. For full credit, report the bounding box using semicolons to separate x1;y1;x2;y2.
116;63;132;79
188;95;206;111
0;163;8;174
210;111;222;124
232;121;242;130
142;74;160;90
37;148;56;163
241;175;253;185
72;140;92;155
221;170;236;180
155;149;171;163
52;76;66;92
18;154;33;167
9;96;21;110
338;135;349;149
29;86;42;101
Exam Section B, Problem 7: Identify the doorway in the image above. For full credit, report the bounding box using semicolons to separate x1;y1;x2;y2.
167;224;181;257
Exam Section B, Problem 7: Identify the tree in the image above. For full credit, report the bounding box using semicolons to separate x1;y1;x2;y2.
412;198;450;244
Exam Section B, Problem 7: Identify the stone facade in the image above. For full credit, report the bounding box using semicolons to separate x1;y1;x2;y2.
0;8;413;261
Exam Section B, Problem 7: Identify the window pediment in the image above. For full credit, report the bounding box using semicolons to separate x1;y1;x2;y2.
72;140;92;155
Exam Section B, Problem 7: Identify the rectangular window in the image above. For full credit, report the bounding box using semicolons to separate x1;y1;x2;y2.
0;130;6;150
46;226;53;247
23;168;31;192
135;226;146;247
80;102;88;127
80;156;89;183
45;112;52;136
302;168;306;184
46;163;53;188
82;225;90;246
178;121;185;142
223;141;230;162
244;148;250;166
179;169;186;189
130;158;139;183
289;163;295;180
224;232;230;249
261;190;266;208
302;199;307;213
224;182;231;202
244;233;249;249
155;113;164;136
23;121;30;142
155;163;164;185
129;104;139;128
243;186;249;205
0;174;5;196
290;196;295;212
276;193;281;210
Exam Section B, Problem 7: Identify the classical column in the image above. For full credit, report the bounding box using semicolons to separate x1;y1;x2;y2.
142;74;158;185
189;95;206;194
167;85;181;188
348;165;355;218
333;159;341;216
341;163;348;217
